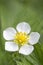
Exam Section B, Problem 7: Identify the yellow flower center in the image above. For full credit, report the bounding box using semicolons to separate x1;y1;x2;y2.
14;32;29;45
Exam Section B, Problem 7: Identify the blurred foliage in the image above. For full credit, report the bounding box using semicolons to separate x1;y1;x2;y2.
0;0;43;65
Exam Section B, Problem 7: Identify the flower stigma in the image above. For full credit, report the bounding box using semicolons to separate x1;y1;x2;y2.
14;32;29;45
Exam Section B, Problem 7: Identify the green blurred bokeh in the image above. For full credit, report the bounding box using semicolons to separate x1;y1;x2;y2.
0;0;43;65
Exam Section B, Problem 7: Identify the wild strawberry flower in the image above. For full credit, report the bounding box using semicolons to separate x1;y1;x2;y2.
3;22;40;55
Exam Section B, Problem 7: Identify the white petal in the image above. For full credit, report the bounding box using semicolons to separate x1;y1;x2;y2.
5;42;19;52
16;22;31;34
3;27;16;40
29;32;40;45
19;44;34;55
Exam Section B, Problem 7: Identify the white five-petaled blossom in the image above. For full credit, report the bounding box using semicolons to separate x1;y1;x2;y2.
3;22;40;55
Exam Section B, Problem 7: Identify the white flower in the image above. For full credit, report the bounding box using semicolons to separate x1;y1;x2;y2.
3;22;40;55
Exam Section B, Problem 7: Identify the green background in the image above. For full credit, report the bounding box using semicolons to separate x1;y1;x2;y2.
0;0;43;65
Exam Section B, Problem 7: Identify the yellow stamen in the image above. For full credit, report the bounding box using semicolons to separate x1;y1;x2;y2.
14;32;29;45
